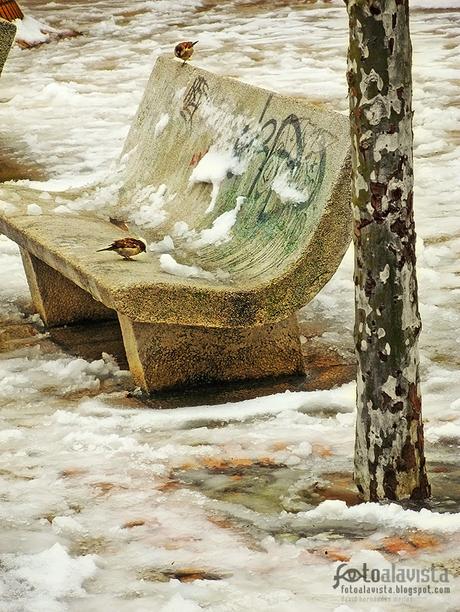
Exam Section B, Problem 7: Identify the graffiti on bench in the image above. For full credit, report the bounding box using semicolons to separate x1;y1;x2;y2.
180;76;210;125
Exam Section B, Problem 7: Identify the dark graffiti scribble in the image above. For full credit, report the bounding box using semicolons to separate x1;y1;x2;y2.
180;76;210;125
235;96;338;219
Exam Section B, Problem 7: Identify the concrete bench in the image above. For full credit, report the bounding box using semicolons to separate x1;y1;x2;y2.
0;17;16;76
0;56;352;392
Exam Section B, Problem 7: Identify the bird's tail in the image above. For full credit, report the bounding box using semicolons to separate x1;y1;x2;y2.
192;40;198;46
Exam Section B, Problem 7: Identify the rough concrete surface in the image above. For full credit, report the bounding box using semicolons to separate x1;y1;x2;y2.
118;313;304;391
0;18;16;76
21;249;115;326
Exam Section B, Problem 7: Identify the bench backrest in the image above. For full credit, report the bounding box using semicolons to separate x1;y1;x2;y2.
120;56;351;289
0;17;15;77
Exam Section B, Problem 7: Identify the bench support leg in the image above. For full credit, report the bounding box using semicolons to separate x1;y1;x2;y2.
20;249;114;327
118;314;304;392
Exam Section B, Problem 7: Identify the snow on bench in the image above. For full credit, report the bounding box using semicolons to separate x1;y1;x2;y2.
0;56;352;392
0;17;15;76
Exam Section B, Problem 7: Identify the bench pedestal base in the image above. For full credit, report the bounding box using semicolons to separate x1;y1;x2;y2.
118;314;304;392
21;249;114;326
20;249;304;393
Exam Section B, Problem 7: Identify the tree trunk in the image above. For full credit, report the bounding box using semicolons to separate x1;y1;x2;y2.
345;0;430;501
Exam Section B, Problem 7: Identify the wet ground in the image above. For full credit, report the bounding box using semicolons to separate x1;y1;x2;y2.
0;1;459;610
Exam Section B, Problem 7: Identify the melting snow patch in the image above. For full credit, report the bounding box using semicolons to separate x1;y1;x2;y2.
192;196;246;248
52;516;85;536
189;150;246;214
160;594;203;612
291;499;460;533
0;543;97;611
154;113;170;137
26;204;42;216
0;349;123;399
159;254;217;280
148;234;175;253
173;221;194;238
129;184;169;229
14;16;50;46
272;172;307;204
124;382;355;431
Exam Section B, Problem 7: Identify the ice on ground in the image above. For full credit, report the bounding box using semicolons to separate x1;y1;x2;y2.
0;543;97;612
189;150;247;214
14;16;51;46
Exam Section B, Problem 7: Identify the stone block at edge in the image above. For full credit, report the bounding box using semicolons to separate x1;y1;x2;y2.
0;18;16;77
118;313;304;392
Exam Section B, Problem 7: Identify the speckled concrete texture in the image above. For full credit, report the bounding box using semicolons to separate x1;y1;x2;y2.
118;314;304;392
0;18;15;76
21;249;115;326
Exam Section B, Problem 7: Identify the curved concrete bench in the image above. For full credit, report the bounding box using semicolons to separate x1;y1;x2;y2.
0;56;352;392
0;18;16;76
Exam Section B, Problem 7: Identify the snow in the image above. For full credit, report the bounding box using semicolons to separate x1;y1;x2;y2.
26;203;42;215
291;500;460;534
272;173;307;204
192;196;246;248
148;234;175;253
159;253;216;280
129;184;169;229
0;0;459;610
154;113;170;137
0;543;97;612
14;15;50;46
0;348;125;399
189;150;246;214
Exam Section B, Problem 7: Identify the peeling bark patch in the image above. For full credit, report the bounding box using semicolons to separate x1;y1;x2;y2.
389;186;402;201
364;273;376;297
399;436;417;471
370;181;386;211
408;382;421;417
383;468;398;500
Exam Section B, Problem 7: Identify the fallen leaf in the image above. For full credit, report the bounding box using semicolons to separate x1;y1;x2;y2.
407;532;440;549
323;549;351;562
157;479;181;492
312;443;334;457
59;467;87;478
109;218;130;231
380;537;416;555
122;519;145;529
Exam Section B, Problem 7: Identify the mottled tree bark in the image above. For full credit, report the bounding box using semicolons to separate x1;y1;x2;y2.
345;0;430;500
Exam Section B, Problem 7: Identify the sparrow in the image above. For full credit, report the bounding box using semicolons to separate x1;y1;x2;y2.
97;238;146;260
174;41;198;64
